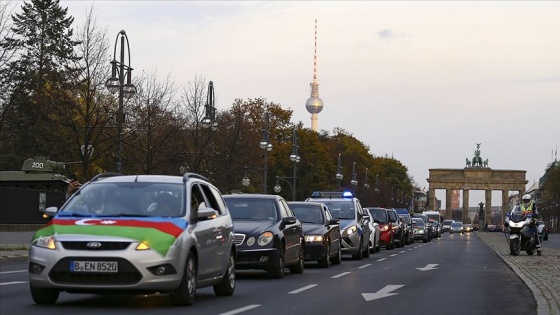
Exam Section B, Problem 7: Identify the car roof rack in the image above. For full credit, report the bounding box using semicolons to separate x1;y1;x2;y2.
182;172;209;183
90;172;124;182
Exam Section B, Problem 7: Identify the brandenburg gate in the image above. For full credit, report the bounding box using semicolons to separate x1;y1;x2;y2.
426;144;528;225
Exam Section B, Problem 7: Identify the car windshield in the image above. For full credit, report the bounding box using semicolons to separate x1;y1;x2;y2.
368;209;388;223
290;204;324;224
451;222;463;227
225;198;278;221
61;182;185;217
321;200;355;220
412;219;424;227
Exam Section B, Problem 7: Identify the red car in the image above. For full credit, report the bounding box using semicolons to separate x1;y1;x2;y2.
366;208;395;250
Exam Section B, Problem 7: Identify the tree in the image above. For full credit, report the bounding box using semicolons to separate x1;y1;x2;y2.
0;0;81;160
540;161;560;232
126;69;177;174
63;4;113;180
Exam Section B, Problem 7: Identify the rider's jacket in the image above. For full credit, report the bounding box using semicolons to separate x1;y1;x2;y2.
521;202;538;217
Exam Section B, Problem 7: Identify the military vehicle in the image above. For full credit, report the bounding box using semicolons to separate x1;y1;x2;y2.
0;156;69;191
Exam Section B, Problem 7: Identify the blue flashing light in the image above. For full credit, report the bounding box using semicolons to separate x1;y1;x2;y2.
342;191;353;198
310;191;353;199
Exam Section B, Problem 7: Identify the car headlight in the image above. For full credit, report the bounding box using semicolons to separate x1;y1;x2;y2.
380;225;389;232
342;225;357;237
32;236;56;250
258;232;274;246
305;235;324;243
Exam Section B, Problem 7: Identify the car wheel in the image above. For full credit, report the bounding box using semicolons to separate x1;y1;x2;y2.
170;251;197;306
213;249;236;296
268;247;285;279
289;243;305;274
318;243;331;268
363;239;370;258
331;243;342;265
390;235;396;250
352;237;364;260
369;237;376;254
544;233;548;241
30;285;59;305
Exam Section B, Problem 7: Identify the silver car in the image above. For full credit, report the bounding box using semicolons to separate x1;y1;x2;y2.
307;191;371;260
29;173;236;306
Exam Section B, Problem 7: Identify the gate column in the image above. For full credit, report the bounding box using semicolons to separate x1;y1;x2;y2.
446;189;452;220
462;189;469;223
485;190;492;225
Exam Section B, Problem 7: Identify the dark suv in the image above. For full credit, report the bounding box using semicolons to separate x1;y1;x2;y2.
307;191;371;260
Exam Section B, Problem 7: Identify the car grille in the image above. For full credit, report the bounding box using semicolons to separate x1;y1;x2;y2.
61;241;132;251
234;234;245;246
49;257;142;285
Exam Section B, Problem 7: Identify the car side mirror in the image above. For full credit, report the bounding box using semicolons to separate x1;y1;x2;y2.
362;214;370;221
374;218;381;224
44;206;58;218
283;217;297;225
196;207;219;221
328;218;340;226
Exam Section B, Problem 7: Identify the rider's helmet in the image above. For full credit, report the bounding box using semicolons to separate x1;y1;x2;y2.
522;194;532;206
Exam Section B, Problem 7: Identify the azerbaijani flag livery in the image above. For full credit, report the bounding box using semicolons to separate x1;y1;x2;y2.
33;217;188;256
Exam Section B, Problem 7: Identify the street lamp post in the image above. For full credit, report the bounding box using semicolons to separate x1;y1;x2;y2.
105;30;136;173
274;176;294;196
289;128;300;201
350;162;358;193
242;167;263;190
363;167;370;204
259;111;272;194
201;81;218;129
336;153;343;190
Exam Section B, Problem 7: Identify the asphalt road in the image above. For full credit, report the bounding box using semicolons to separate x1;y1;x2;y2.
0;233;536;315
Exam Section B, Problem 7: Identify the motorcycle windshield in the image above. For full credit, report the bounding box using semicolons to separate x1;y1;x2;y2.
510;205;528;222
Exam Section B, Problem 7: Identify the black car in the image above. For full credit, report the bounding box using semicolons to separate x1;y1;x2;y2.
288;201;342;268
223;194;304;278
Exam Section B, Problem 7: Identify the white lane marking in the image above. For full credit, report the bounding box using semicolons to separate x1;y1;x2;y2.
0;270;27;275
288;284;318;294
358;264;371;269
399;251;406;253
362;285;405;301
0;281;28;286
219;304;261;315
331;272;351;278
407;248;413;251
377;258;386;261
416;264;439;271
390;254;397;257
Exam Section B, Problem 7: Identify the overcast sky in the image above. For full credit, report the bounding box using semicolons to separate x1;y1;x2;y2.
55;1;559;207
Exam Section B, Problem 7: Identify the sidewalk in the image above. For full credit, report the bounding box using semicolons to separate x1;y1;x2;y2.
1;230;558;314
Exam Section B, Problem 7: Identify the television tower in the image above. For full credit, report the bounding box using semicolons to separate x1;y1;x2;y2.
305;19;323;132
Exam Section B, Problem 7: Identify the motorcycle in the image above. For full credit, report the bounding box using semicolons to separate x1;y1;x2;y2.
504;205;543;256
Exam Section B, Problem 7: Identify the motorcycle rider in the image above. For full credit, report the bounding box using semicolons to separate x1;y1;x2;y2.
520;194;541;251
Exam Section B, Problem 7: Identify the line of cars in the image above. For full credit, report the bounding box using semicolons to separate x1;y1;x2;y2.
27;173;428;307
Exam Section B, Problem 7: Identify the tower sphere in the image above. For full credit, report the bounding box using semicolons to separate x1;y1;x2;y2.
306;96;323;114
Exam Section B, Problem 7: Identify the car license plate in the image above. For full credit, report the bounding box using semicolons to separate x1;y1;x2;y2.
70;261;118;273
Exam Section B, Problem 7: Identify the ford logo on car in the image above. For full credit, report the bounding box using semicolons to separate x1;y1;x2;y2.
86;242;102;249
